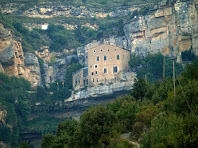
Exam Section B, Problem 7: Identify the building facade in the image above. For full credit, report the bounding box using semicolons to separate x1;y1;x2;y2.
87;44;130;85
72;44;130;90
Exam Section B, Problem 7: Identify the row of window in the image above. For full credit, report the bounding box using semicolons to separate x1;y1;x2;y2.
93;49;117;53
91;66;118;75
96;55;119;61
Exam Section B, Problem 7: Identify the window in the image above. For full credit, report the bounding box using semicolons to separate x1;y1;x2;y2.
90;65;92;68
96;71;98;74
104;56;107;61
97;78;98;82
101;50;103;52
104;68;107;73
113;66;118;73
117;55;119;60
97;56;99;61
115;49;116;51
95;65;98;68
93;78;94;82
92;72;94;75
108;49;109;52
94;50;95;53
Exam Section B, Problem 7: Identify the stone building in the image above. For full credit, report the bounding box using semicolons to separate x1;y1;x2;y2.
72;67;88;90
73;44;130;90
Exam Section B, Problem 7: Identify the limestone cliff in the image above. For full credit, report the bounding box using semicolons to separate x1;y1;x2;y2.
0;24;25;76
0;24;41;87
76;0;198;65
124;0;198;59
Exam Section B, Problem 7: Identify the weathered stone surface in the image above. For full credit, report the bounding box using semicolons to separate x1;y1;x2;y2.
1;2;138;19
124;0;198;57
0;24;14;64
67;72;136;101
0;25;25;77
0;24;42;87
24;53;39;66
24;53;41;87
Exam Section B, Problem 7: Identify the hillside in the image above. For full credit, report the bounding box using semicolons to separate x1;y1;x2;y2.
39;60;198;148
0;0;198;147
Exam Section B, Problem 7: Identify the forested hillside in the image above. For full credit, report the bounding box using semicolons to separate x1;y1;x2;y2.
40;61;198;148
0;0;198;147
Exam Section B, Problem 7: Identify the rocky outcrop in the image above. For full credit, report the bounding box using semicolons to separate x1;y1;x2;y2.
0;24;42;87
1;2;139;19
35;46;51;63
52;55;78;82
67;72;136;101
0;24;25;76
124;0;198;59
24;53;41;88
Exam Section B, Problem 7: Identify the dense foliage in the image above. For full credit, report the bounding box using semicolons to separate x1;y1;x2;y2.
0;73;31;145
41;61;198;147
129;53;184;82
0;73;64;146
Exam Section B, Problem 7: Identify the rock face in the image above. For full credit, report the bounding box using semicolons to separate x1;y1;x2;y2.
124;0;198;59
67;72;136;101
0;24;25;76
0;24;41;86
0;2;139;19
24;53;41;88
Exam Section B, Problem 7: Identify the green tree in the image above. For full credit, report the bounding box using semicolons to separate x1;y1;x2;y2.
56;119;79;137
131;77;148;101
0;125;11;143
18;141;30;148
79;105;117;147
140;113;184;148
41;134;55;148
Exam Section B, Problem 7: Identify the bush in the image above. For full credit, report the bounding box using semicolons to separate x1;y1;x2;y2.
79;105;117;147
